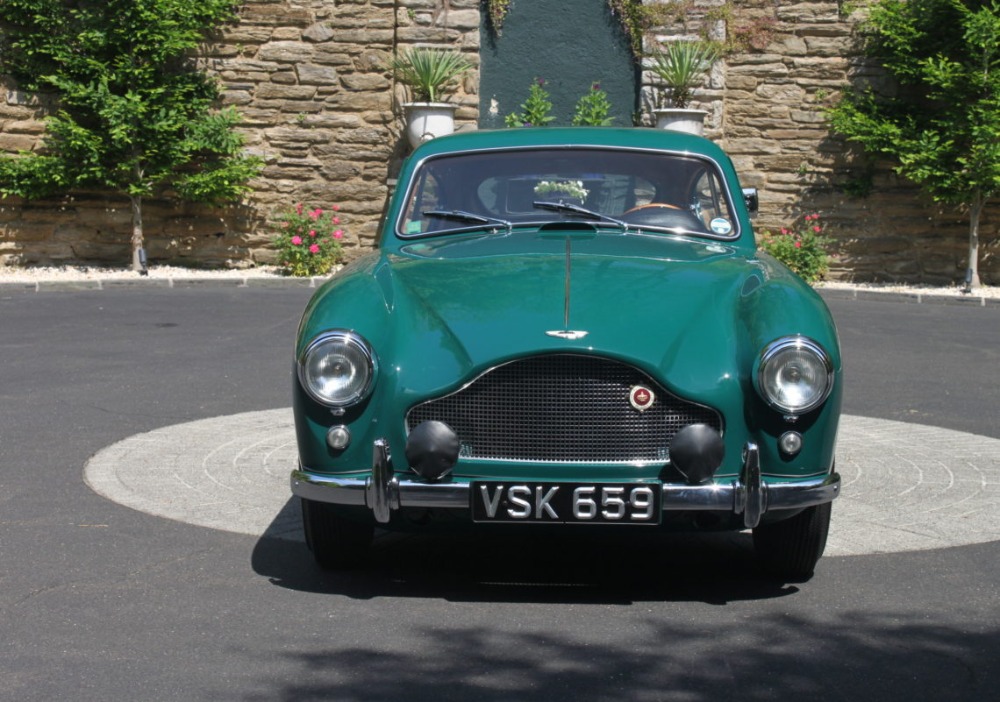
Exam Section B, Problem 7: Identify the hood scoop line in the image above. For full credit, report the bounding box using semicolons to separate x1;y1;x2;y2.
546;235;590;341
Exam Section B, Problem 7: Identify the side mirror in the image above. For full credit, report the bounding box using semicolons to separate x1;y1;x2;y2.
742;188;759;218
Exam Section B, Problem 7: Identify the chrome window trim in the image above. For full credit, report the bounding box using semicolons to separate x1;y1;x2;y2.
393;144;743;243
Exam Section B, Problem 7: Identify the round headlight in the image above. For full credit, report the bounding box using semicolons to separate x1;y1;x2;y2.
298;331;376;407
756;336;833;415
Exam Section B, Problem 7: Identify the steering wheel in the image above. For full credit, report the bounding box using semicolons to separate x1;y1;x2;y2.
622;203;705;231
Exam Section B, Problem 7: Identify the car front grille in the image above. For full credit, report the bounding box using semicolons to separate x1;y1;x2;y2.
405;354;722;463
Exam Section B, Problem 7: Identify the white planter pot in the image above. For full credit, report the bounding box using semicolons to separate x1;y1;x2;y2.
403;102;458;148
653;108;707;136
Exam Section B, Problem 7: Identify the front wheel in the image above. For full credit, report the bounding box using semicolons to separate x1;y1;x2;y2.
301;499;374;570
752;502;832;581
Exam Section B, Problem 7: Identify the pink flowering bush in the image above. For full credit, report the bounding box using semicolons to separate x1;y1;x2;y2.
273;203;346;277
758;213;833;284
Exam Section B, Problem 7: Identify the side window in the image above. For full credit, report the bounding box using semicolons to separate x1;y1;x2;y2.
692;170;734;235
402;170;443;235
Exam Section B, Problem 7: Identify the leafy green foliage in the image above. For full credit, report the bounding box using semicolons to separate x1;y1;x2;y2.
648;41;719;108
572;83;615;126
505;78;556;127
390;47;472;103
827;0;1000;286
0;0;262;268
758;214;833;284
485;0;513;35
273;203;345;277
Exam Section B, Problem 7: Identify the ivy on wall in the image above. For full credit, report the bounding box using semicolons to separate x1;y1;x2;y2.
607;0;694;58
487;0;671;57
487;0;777;57
485;0;513;33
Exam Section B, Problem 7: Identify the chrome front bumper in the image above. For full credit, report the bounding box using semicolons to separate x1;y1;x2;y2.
290;440;841;529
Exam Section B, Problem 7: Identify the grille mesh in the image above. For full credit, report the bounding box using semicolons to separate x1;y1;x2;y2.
406;355;721;463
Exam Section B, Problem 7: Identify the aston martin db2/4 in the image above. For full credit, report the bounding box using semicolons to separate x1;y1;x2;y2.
291;127;842;580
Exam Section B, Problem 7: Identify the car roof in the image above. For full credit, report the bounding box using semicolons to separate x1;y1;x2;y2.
410;126;731;162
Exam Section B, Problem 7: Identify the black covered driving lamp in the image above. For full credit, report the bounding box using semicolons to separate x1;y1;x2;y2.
669;423;725;485
405;420;461;481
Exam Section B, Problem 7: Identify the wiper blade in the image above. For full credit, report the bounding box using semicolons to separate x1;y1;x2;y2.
532;200;628;231
423;209;512;233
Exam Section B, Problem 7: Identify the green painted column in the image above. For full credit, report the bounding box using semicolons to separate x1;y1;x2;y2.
479;0;639;129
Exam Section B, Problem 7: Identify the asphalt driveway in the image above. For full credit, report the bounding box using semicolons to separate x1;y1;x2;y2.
1;284;998;701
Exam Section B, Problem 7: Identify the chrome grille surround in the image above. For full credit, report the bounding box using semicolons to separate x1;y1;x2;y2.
405;354;723;464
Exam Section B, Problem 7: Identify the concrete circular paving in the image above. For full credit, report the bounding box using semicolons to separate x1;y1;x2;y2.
84;411;1000;557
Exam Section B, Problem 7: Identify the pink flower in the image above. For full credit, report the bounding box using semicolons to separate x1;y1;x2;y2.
309;229;317;238
291;235;302;246
813;226;821;233
333;230;344;240
295;203;303;215
795;241;802;248
309;208;323;220
780;228;790;235
332;205;340;211
309;244;320;254
333;217;340;225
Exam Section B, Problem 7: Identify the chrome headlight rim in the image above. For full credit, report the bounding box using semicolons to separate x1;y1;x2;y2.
297;330;377;408
755;335;834;416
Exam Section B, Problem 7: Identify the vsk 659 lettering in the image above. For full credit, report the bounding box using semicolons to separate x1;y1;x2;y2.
472;482;661;524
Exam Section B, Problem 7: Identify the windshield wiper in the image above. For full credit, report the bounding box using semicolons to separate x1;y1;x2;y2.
422;209;512;234
532;200;628;231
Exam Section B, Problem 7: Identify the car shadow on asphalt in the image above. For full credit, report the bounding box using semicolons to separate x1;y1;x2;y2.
251;499;804;604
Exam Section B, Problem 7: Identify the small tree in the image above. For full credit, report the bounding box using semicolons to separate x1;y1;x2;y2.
0;0;262;272
828;0;1000;289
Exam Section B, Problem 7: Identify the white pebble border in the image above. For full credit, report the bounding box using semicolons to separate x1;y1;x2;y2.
2;264;997;300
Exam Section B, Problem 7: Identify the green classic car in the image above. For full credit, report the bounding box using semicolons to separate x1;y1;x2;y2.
291;127;842;580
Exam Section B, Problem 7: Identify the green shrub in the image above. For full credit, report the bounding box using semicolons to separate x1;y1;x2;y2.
572;83;615;126
758;213;833;283
274;204;346;277
505;78;555;127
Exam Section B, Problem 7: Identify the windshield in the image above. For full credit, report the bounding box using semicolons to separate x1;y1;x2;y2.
397;147;738;240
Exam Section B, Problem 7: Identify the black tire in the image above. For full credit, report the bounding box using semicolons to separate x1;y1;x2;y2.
752;501;832;581
301;498;374;570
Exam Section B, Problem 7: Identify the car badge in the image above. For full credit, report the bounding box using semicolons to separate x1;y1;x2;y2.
630;385;655;412
546;330;589;340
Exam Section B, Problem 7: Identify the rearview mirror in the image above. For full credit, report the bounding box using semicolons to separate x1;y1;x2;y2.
742;188;759;218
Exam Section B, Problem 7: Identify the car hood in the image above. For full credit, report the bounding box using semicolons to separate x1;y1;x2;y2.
380;230;759;401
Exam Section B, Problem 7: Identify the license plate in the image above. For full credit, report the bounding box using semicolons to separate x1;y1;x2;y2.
471;482;661;525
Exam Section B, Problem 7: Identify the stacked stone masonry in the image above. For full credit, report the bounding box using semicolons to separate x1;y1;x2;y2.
0;0;996;283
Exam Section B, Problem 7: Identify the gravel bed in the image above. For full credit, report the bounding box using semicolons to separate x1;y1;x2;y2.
1;264;997;299
0;264;285;281
816;280;1000;299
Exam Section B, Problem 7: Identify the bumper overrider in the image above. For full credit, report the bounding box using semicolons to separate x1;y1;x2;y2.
290;438;841;529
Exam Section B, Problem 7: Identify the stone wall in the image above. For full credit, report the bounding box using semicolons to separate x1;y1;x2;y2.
719;0;998;283
1;0;997;283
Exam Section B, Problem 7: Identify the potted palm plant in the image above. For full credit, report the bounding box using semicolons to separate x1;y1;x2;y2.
390;47;473;148
648;41;719;135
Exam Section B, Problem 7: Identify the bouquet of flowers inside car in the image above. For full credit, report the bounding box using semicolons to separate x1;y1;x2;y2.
533;179;589;201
